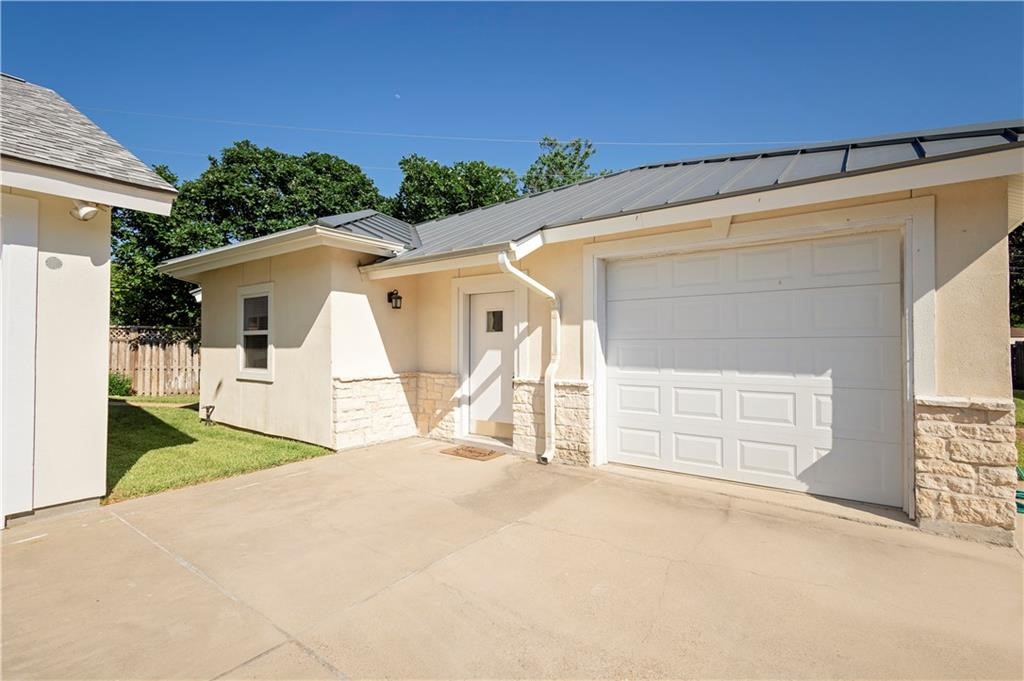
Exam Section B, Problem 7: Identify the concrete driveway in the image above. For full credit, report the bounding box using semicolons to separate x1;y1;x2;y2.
2;438;1021;680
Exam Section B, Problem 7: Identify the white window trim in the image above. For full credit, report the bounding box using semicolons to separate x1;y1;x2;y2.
582;196;936;518
450;273;529;440
237;282;274;383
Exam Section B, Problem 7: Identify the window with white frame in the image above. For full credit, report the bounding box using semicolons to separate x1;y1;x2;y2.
238;284;272;380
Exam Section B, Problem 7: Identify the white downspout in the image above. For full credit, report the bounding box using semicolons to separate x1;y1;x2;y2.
497;252;560;464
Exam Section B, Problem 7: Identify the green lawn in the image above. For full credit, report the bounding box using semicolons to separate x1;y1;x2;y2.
106;404;332;503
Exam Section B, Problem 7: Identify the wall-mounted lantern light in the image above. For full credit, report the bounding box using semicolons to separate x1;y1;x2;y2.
387;289;403;310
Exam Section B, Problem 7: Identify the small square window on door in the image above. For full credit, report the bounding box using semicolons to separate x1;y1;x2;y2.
486;310;503;333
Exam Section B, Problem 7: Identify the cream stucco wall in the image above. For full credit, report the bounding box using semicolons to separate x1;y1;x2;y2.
197;249;334;447
913;178;1010;397
330;250;419;379
196;247;426;448
2;187;111;509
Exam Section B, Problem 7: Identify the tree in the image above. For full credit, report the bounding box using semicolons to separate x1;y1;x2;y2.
174;140;384;242
521;136;602;194
111;142;384;331
110;165;207;331
392;154;519;224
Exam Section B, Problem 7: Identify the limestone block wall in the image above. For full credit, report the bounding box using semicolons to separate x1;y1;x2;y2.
333;374;419;450
913;396;1018;545
513;379;592;465
332;372;458;450
415;372;458;440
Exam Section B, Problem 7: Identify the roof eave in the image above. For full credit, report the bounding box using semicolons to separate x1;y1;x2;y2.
158;225;406;282
1;155;177;215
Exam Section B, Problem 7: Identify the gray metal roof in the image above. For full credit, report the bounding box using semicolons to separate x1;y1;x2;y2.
0;73;176;193
397;120;1023;262
314;209;418;248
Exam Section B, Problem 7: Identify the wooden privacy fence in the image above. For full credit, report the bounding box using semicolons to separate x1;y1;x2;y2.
109;326;200;396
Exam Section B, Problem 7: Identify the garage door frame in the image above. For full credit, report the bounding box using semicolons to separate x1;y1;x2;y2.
582;197;936;517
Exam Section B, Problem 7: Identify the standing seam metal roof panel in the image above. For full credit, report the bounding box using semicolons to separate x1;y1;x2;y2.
386;120;1023;263
315;210;418;248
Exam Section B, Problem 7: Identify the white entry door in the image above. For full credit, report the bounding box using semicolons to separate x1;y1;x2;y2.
468;291;515;437
605;231;904;507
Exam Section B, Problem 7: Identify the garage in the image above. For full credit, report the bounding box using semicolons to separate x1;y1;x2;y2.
604;231;905;506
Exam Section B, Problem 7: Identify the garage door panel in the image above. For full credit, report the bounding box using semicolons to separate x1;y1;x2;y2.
607;300;661;338
605;231;905;507
670;342;726;376
615;383;662;415
736;244;795;284
811;338;902;390
672;433;724;468
608;338;900;391
811;234;895;279
810;286;895;335
737;439;798;478
608;342;663;374
672;386;723;420
670;299;723;335
806;440;903;506
735;340;802;378
814;388;902;444
606;232;900;302
616;426;662;460
736;390;796;426
608;284;900;340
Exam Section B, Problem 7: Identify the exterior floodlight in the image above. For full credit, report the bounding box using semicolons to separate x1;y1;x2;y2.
69;200;99;221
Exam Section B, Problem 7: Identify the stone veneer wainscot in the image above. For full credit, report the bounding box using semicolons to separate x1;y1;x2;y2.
914;396;1018;545
512;379;592;465
333;372;457;450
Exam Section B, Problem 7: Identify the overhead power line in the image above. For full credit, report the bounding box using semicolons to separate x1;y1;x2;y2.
84;106;821;148
131;146;400;171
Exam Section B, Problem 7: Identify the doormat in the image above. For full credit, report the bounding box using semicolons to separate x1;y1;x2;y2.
440;445;503;461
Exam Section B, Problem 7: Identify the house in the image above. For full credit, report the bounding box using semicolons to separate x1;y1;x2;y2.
161;122;1024;545
0;74;177;524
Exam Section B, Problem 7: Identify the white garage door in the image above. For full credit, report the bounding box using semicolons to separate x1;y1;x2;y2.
605;232;904;506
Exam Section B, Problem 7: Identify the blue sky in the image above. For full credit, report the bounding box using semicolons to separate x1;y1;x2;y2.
3;2;1022;195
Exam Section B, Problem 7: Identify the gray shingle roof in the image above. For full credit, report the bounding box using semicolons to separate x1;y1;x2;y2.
314;210;419;248
0;73;176;193
398;120;1023;262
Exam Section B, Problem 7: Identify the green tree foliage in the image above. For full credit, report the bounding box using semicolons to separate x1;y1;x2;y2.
1010;222;1024;327
521;136;602;194
391;154;519;224
111;142;384;331
176;141;383;242
111;165;207;331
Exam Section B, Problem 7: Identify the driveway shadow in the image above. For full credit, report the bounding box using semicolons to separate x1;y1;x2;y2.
106;403;196;496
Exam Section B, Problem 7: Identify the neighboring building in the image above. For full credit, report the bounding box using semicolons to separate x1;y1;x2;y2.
1;73;176;523
161;122;1024;545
